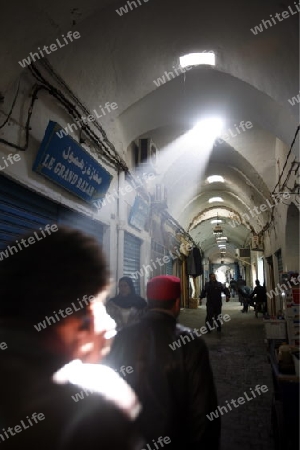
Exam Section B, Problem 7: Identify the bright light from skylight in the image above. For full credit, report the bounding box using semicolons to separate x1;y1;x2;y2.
209;197;223;203
207;175;224;183
193;118;224;140
180;52;215;68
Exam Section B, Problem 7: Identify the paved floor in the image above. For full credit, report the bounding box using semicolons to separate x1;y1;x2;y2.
178;297;275;450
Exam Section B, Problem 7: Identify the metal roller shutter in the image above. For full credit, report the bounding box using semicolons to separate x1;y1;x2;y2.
0;175;103;249
151;240;173;276
123;231;142;294
57;206;103;245
165;259;173;275
0;175;57;249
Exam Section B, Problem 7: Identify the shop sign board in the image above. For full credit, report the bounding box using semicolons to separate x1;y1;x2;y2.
33;121;112;205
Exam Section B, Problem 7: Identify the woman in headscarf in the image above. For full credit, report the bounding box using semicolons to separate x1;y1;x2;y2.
106;277;147;331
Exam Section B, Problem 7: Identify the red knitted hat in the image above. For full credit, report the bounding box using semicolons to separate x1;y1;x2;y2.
147;275;181;301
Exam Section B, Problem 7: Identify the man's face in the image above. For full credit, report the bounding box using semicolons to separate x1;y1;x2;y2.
210;274;216;282
53;289;116;364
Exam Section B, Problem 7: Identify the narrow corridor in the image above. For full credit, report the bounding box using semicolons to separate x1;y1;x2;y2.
0;0;299;448
179;301;274;450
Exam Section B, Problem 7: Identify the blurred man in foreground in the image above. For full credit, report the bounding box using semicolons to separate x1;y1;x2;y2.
0;227;142;450
105;275;220;450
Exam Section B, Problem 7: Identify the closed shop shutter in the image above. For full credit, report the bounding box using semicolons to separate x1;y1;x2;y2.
123;231;142;294
0;175;103;250
165;259;173;275
0;175;57;249
57;206;103;245
151;240;173;277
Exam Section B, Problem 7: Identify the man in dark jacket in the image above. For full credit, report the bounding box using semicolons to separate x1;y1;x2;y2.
200;273;230;332
238;285;252;313
229;277;237;297
237;275;246;305
105;275;221;450
0;227;142;450
250;279;267;317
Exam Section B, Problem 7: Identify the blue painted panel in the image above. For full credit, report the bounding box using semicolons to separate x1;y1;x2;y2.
33;121;112;205
0;175;104;250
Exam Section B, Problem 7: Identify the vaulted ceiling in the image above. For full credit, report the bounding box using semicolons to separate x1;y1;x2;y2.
1;0;299;262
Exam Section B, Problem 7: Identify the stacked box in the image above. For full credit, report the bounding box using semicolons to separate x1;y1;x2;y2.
289;338;300;347
287;319;300;337
284;304;300;347
287;318;300;346
292;287;300;304
264;319;287;339
285;304;300;319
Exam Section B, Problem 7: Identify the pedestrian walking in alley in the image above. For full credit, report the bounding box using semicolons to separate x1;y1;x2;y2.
104;275;221;450
200;272;230;332
249;279;267;317
229;277;237;297
237;275;246;306
238;285;253;313
0;227;142;450
106;277;147;331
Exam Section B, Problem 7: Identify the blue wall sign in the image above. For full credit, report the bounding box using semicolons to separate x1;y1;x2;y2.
129;196;150;231
33;121;112;205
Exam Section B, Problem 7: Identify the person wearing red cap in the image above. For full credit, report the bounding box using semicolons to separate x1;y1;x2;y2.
104;275;220;450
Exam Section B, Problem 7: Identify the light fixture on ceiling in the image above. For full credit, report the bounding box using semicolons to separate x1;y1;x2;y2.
209;197;223;203
213;225;223;235
213;213;223;235
207;175;224;183
179;52;215;68
211;219;223;224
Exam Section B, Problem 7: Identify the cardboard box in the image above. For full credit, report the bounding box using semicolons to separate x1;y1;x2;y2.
264;320;287;339
292;287;300;304
289;339;300;347
285;304;300;319
287;318;300;338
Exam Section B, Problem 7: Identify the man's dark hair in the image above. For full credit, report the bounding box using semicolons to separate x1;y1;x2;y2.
0;227;109;324
255;279;261;285
147;298;176;310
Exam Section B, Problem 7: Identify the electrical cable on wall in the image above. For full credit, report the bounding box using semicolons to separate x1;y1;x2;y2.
272;124;300;194
0;67;151;199
28;64;124;169
0;71;126;172
29;62;127;170
39;59;120;160
0;80;20;130
0;83;37;151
